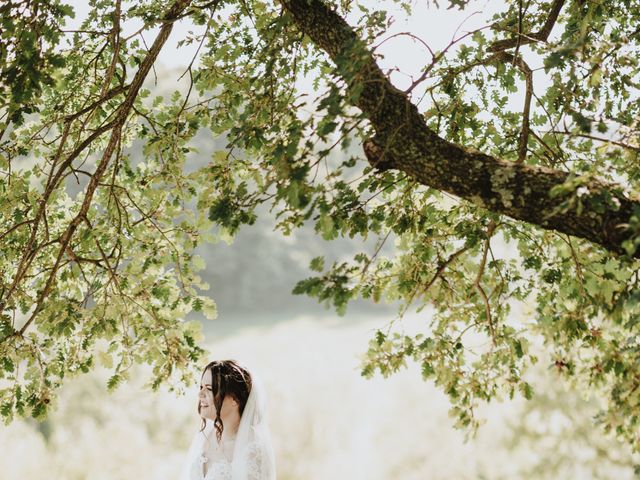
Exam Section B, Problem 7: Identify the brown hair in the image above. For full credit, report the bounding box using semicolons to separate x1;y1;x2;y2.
197;359;252;443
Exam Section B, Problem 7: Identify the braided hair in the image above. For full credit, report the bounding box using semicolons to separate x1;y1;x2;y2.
197;359;252;443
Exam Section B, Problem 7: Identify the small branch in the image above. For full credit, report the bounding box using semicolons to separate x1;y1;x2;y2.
100;0;122;97
405;25;493;95
488;0;566;52
359;228;393;281
64;84;130;123
426;245;470;293
58;28;110;35
473;220;497;345
529;130;561;167
374;32;434;57
563;234;587;308
394;243;470;319
551;129;640;153
497;52;533;163
0;219;34;242
513;0;524;64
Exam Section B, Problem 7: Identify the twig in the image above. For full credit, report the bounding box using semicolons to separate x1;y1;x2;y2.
473;220;497;345
497;52;533;163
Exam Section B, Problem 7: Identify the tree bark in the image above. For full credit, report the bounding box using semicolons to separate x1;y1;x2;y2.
280;0;639;257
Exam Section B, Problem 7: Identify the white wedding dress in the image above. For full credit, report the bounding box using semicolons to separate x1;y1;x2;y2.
182;423;265;480
179;371;276;480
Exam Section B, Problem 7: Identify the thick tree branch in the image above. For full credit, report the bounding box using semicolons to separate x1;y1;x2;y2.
281;0;640;258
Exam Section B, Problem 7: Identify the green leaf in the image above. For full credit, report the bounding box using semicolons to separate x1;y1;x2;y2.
309;256;325;272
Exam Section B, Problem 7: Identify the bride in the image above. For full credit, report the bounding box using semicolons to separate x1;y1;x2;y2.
179;360;276;480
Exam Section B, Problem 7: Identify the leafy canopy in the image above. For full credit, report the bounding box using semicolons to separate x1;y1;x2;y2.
2;0;640;452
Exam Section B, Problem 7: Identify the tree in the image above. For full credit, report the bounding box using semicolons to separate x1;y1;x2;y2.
1;0;640;452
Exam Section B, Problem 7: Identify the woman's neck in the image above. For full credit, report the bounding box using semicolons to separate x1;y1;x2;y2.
224;423;239;438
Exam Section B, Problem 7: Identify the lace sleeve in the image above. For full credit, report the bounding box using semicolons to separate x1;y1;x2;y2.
245;441;263;480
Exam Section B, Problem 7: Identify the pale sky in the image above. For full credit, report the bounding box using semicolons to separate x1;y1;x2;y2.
63;0;517;94
59;0;548;129
64;0;502;70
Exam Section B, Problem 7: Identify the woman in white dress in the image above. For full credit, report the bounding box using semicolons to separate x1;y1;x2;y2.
179;360;276;480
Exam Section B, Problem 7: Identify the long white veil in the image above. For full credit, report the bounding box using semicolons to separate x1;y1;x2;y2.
178;366;276;480
231;370;276;480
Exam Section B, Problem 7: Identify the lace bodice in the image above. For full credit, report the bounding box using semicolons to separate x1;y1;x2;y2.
191;457;232;480
184;435;263;480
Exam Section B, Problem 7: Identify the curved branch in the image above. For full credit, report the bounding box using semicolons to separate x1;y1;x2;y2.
281;0;640;258
487;0;566;53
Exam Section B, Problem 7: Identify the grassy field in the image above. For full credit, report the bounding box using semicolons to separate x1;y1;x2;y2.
1;312;637;480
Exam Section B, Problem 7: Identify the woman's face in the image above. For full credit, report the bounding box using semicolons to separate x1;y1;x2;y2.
199;367;240;422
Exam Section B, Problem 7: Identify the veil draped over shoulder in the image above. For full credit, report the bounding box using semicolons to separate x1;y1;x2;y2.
179;368;276;480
